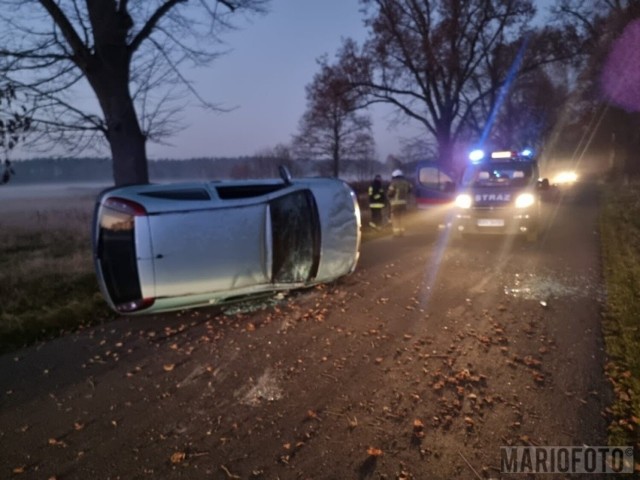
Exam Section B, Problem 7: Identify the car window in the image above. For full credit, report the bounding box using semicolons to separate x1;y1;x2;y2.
140;189;210;200
461;164;533;188
216;184;286;199
270;189;320;283
418;166;454;191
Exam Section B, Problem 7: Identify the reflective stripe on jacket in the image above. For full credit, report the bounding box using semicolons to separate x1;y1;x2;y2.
368;181;386;209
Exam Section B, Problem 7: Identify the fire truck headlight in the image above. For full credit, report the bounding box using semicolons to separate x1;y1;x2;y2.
515;193;535;209
455;194;472;209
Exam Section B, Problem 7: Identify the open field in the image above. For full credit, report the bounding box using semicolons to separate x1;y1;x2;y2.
0;183;114;353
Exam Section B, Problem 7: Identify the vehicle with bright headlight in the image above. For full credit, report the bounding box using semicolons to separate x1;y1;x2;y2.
93;167;361;315
552;170;578;185
452;149;548;242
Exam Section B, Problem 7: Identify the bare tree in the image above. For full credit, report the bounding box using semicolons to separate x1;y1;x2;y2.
552;0;640;178
0;0;268;185
489;68;569;149
335;0;575;166
0;81;30;184
293;52;376;178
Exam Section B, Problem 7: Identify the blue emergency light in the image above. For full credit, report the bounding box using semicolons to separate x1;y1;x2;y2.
468;148;534;164
468;149;485;163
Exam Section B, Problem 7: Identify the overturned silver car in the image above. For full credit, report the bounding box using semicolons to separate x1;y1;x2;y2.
93;168;361;314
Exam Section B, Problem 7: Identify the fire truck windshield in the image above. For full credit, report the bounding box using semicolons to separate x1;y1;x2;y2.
461;163;534;188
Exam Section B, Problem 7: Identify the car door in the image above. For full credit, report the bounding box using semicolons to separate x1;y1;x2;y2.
149;203;270;299
269;189;320;284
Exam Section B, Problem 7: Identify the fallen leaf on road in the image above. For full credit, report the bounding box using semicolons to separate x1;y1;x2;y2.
48;437;67;447
532;372;545;384
412;419;425;439
12;466;25;474
367;447;383;457
348;416;358;430
523;356;542;369
170;451;186;464
163;363;175;372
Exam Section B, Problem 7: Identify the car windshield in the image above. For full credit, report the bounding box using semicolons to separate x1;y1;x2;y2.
461;163;533;188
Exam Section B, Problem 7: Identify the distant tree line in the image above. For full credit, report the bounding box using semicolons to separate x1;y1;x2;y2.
6;155;391;185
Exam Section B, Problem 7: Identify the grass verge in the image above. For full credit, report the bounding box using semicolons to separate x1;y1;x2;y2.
599;182;640;449
0;227;114;354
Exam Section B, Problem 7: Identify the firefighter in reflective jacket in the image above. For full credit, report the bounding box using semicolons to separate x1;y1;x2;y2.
368;174;386;229
387;169;412;236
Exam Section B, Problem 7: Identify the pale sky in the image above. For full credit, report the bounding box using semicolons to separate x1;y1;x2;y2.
147;0;408;161
145;0;556;162
14;0;555;162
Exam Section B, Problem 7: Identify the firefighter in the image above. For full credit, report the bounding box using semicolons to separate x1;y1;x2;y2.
387;169;412;236
368;174;386;229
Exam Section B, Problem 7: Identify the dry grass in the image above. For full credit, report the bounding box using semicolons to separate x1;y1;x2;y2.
0;185;114;353
599;181;640;450
0;182;405;353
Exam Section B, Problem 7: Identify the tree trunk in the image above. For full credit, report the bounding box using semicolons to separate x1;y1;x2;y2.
83;7;149;186
436;130;455;169
90;82;149;186
107;112;149;186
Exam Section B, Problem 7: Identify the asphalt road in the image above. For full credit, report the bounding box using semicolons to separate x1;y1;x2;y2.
0;182;610;479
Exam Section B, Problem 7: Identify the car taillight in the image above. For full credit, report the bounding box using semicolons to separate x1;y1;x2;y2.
97;196;149;313
116;297;155;313
103;197;147;217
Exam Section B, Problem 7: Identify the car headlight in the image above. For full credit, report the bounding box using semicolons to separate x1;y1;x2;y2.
553;171;578;184
515;193;535;208
455;194;472;209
